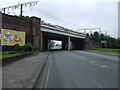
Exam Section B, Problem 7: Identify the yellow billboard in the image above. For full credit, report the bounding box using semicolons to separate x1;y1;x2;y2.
1;29;25;46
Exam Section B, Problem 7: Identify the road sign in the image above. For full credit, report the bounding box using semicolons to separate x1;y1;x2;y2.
101;40;107;44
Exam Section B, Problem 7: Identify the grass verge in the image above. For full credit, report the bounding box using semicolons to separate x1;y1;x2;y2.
1;50;40;59
88;48;120;54
29;50;40;56
1;52;24;59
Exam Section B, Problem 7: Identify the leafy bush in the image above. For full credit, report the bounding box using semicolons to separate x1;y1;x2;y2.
13;15;30;20
14;44;23;51
33;47;41;51
20;16;30;19
24;43;33;52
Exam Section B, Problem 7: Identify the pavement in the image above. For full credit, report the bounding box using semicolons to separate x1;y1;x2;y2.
2;51;49;88
0;64;2;90
0;52;2;90
36;50;118;88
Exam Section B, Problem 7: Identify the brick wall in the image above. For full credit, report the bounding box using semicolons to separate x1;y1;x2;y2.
2;14;31;33
85;34;100;49
2;13;41;50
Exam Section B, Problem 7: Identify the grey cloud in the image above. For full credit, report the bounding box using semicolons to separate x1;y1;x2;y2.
1;0;118;38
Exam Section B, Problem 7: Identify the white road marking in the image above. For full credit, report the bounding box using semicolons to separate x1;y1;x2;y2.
79;51;118;60
40;58;51;88
101;65;107;68
90;61;117;68
67;51;118;68
91;61;96;62
102;62;118;68
44;60;51;88
92;80;102;88
89;61;99;66
40;62;48;88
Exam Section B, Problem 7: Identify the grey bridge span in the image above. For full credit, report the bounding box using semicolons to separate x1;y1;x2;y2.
41;22;86;51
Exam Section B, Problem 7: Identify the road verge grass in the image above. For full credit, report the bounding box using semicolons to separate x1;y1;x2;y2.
88;48;120;54
1;50;40;59
1;52;25;59
28;50;40;56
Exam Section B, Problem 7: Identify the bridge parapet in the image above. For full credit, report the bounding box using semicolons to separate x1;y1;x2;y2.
41;21;86;38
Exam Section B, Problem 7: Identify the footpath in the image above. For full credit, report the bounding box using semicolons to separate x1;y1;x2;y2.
2;51;49;88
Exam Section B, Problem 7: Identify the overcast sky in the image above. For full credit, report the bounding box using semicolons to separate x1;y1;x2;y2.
0;0;119;38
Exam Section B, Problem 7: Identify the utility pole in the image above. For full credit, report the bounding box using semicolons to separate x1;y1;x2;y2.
20;4;23;17
84;29;87;34
0;1;38;17
77;28;102;48
3;8;5;14
77;28;101;34
99;28;101;48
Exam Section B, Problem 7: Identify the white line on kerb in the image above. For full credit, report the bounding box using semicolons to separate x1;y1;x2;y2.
40;62;48;88
92;80;102;88
45;61;51;88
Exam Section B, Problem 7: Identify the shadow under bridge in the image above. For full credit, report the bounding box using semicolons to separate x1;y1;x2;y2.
42;32;85;51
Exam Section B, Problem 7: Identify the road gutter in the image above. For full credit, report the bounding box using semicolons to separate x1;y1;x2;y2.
32;52;50;89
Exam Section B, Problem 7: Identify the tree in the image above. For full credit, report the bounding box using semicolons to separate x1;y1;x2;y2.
94;32;100;40
91;32;100;44
90;32;118;49
117;38;120;49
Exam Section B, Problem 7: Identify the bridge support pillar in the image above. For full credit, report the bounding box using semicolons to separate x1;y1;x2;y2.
68;36;71;51
42;37;48;51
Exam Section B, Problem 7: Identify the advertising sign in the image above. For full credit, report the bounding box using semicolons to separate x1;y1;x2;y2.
1;29;25;46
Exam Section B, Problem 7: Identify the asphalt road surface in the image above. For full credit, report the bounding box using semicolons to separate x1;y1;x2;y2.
35;50;118;88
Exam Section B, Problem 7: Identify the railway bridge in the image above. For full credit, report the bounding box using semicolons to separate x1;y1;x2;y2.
41;21;86;51
1;13;88;51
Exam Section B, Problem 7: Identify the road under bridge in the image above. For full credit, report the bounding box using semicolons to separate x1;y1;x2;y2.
41;22;86;51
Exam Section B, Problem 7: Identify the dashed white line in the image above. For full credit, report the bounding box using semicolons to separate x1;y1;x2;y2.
91;61;96;62
79;51;118;60
89;61;99;66
103;62;118;68
44;61;51;88
101;65;107;68
92;80;102;88
89;61;117;68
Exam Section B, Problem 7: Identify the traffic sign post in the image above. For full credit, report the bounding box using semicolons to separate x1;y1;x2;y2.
101;40;107;48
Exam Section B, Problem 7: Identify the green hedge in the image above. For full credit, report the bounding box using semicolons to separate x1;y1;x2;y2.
14;43;33;52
